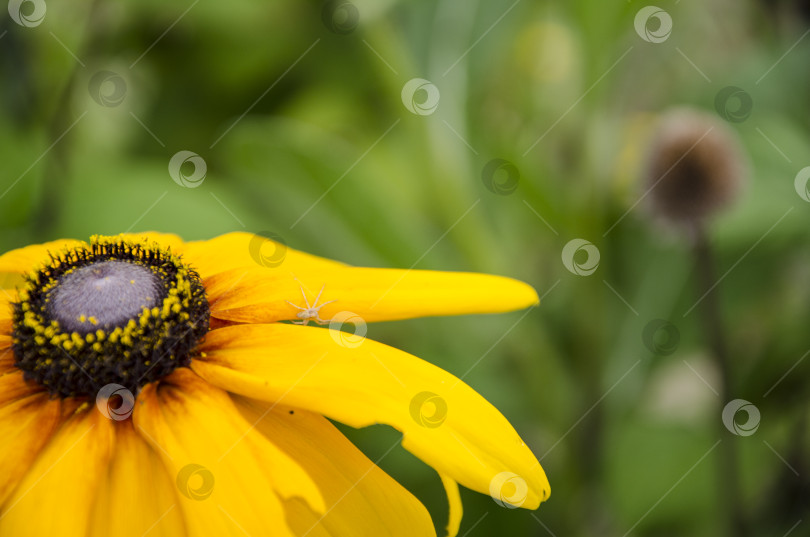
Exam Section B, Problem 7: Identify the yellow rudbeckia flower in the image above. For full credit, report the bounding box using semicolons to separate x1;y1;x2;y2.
0;232;550;537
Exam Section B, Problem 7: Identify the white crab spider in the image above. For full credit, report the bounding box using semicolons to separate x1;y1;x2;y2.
285;284;336;325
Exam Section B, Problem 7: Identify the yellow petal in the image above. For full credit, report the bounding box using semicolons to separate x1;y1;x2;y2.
440;474;463;537
133;368;324;537
193;324;550;509
0;393;62;509
0;290;15;351
0;404;116;536
0;238;86;275
206;266;538;323
0;370;43;405
182;231;346;280
233;395;436;537
0;290;13;324
0;347;14;374
88;421;186;537
0;272;24;290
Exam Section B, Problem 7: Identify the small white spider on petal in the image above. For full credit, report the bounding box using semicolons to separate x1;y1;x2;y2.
285;284;336;325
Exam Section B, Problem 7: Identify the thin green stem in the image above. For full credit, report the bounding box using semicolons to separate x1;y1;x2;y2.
693;228;746;537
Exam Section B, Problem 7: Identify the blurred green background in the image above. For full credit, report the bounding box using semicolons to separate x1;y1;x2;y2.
2;0;809;535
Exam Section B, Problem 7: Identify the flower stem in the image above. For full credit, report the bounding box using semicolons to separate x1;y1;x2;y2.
693;229;747;537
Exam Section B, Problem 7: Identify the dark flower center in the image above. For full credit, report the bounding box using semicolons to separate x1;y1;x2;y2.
11;238;210;399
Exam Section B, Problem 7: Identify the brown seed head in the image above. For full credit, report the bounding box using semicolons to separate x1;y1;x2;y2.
643;109;748;229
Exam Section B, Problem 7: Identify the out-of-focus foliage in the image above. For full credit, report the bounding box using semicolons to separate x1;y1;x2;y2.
2;0;809;535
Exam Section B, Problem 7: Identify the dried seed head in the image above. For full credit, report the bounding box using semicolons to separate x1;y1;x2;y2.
643;109;748;229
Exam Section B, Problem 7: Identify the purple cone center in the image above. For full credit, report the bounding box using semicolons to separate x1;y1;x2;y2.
47;260;162;333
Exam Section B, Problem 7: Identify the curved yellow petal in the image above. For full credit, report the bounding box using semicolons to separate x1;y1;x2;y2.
0;370;43;405
0;405;116;536
205;266;538;323
0;238;85;274
0;347;15;375
0;272;24;291
281;498;333;537
133;368;324;537
0;393;62;509
233;395;437;537
182;232;346;280
440;474;462;537
1;290;16;350
193;324;550;509
89;421;186;537
0;290;13;321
